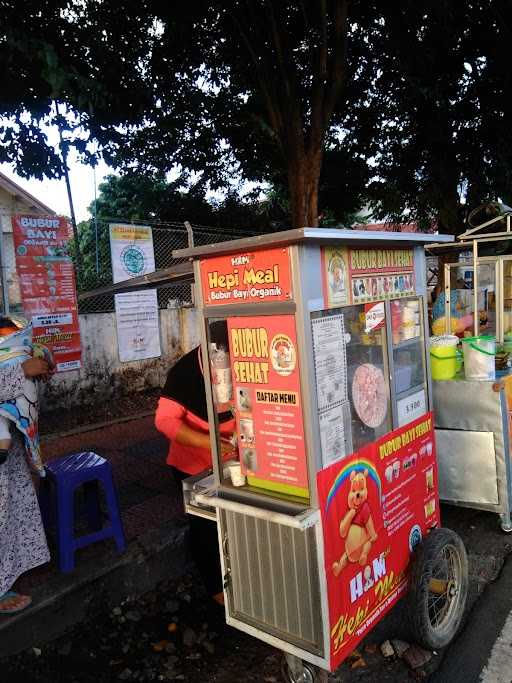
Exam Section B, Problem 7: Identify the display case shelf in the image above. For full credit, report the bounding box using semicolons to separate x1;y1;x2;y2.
393;336;421;350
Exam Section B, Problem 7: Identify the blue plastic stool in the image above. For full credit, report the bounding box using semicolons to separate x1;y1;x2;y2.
39;451;126;573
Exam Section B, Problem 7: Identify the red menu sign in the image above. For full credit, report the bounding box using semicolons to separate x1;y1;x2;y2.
317;413;439;671
228;314;309;498
12;215;81;372
200;247;292;305
321;246;416;308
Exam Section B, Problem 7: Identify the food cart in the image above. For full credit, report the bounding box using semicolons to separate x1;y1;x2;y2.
176;228;468;681
427;212;512;532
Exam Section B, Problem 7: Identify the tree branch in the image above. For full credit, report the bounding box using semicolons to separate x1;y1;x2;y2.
262;1;305;161
229;10;284;143
323;0;349;130
309;0;329;154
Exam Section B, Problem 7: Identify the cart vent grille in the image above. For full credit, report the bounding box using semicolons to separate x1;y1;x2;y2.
221;510;324;656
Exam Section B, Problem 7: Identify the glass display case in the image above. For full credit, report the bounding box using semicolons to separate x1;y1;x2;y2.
309;298;429;459
334;304;391;452
440;260;497;338
390;298;428;427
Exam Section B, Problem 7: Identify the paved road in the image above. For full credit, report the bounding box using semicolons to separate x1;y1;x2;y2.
431;554;512;683
481;609;512;683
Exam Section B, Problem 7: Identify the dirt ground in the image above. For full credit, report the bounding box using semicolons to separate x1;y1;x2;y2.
40;389;159;437
2;573;285;683
3;503;511;683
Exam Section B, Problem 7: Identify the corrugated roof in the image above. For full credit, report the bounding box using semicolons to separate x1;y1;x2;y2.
0;170;56;215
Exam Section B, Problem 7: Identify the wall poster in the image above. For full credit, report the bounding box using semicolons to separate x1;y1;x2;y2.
228;314;309;498
317;412;439;671
11;214;81;372
114;289;161;363
109;224;155;283
109;224;161;363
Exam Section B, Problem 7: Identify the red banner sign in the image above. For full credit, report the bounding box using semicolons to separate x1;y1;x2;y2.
228;314;308;498
200;248;292;305
12;214;81;372
317;413;439;671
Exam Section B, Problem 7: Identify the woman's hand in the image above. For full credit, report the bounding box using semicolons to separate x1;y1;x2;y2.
220;438;236;456
22;358;51;379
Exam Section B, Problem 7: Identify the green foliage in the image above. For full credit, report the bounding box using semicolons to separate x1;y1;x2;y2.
2;2;512;233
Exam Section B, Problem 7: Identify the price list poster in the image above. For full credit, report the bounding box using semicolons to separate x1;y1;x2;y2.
227;314;309;499
12;215;81;371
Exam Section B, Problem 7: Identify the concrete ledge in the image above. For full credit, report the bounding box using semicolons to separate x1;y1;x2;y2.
0;517;190;658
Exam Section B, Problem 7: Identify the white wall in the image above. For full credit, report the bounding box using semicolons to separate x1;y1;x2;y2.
40;306;200;410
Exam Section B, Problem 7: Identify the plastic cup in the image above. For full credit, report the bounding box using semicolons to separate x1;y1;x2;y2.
228;464;246;487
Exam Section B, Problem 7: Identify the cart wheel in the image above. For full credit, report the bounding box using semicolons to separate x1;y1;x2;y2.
406;527;468;650
281;655;328;683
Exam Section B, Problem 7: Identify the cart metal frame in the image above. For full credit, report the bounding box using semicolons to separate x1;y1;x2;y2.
427;215;512;531
176;227;451;670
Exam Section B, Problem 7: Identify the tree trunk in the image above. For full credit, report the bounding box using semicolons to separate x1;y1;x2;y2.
437;189;463;236
288;149;323;229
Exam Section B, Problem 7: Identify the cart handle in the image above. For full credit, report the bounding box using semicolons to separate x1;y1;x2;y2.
194;492;320;530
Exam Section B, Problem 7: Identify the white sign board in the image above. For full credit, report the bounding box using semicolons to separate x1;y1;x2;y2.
114;289;161;363
109;224;155;283
397;388;426;427
311;313;350;467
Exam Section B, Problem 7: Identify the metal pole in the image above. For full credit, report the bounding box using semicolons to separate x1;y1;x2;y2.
56;104;83;280
184;222;195;305
0;223;9;316
184;221;194;248
93;165;99;274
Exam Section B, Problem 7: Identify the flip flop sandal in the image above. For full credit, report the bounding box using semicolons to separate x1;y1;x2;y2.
0;591;32;614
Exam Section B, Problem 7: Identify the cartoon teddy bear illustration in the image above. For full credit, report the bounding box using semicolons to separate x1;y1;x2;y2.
332;469;378;577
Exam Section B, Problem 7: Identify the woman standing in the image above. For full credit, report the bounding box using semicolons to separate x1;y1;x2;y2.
0;357;51;613
155;322;235;605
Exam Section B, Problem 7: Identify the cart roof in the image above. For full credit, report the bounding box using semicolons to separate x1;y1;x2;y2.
173;227;454;260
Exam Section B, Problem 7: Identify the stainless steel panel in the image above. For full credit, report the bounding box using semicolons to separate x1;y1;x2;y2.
435;429;499;504
433;380;503;432
182;472;217;520
220;509;324;656
433;380;510;515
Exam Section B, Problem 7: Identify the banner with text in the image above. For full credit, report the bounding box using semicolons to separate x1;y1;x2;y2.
228;314;308;498
109;223;160;362
109;224;155;284
317;413;439;671
321;247;416;308
114;289;161;362
200;248;292;305
12;214;81;372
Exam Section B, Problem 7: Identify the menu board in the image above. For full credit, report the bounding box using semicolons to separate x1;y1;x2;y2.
321;247;416;308
228;314;308;498
11;214;81;372
317;413;439;671
200;248;292;305
311;313;350;467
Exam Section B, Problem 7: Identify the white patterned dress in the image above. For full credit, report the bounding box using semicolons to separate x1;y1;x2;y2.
0;362;50;595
